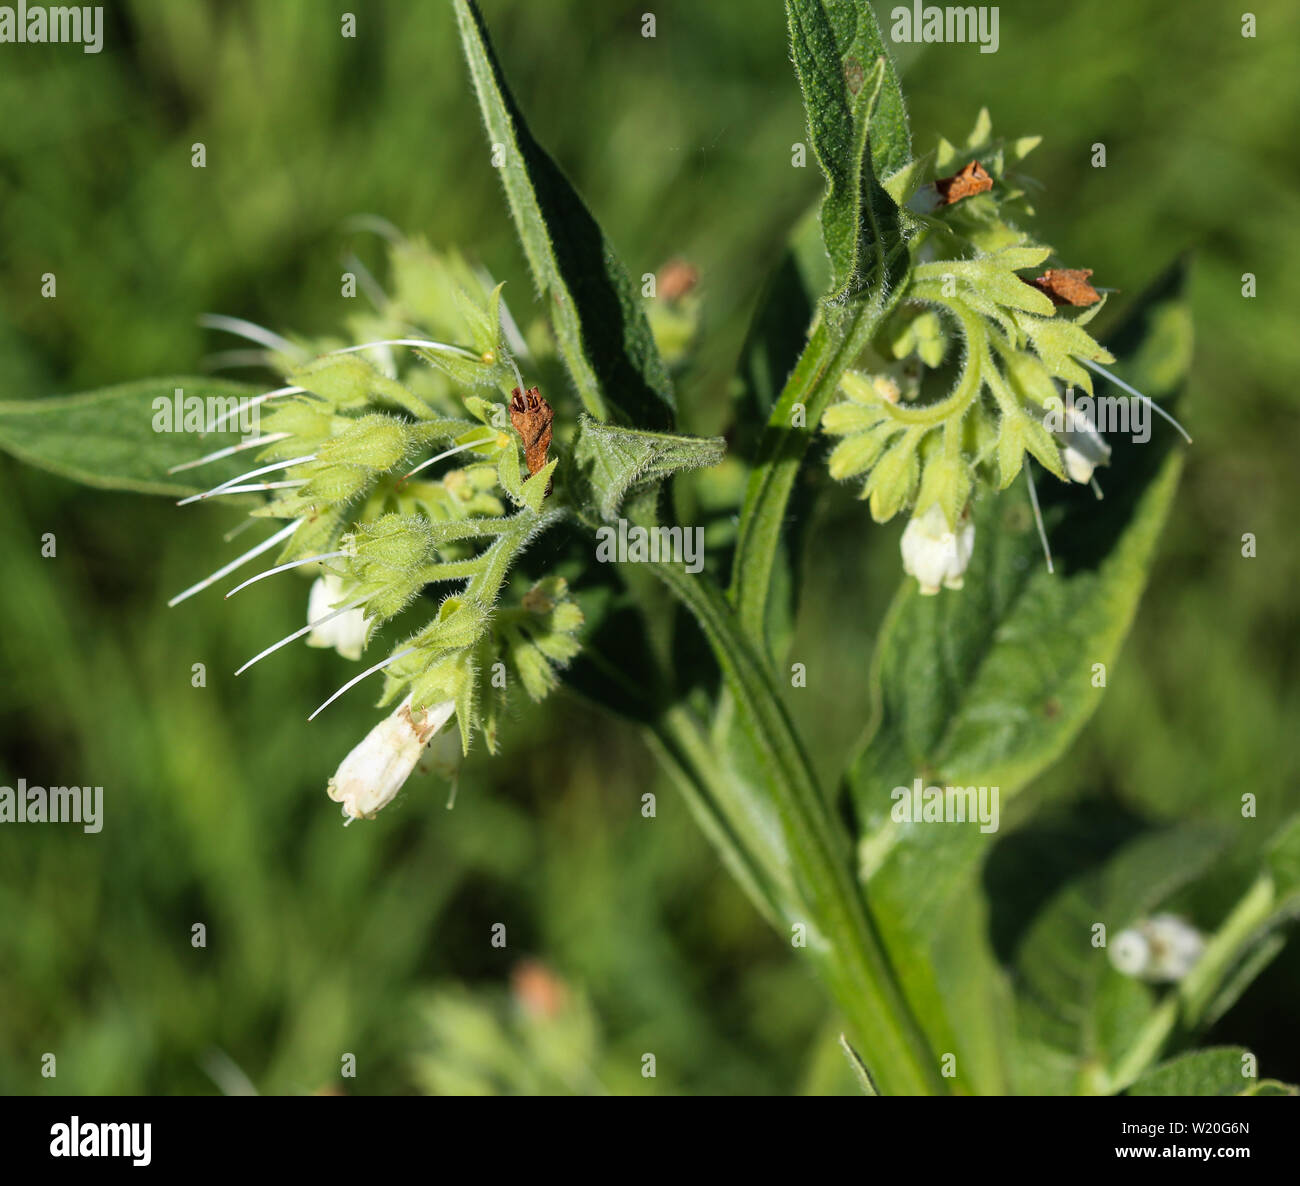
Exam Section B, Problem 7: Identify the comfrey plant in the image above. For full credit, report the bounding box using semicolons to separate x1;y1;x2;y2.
5;1;1298;1097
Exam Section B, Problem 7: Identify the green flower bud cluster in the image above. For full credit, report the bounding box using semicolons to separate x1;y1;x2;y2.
822;110;1116;535
196;234;584;773
379;566;582;755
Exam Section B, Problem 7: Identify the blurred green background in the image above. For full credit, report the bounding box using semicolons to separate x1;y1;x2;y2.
1;0;1296;1094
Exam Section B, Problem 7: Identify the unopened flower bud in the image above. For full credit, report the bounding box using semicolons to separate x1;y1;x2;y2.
1109;914;1205;982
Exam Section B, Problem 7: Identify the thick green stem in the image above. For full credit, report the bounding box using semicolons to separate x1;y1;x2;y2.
650;561;944;1095
728;267;903;648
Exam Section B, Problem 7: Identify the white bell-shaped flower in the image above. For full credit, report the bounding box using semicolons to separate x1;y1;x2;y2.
327;695;457;821
306;572;368;661
1056;404;1111;485
900;504;975;595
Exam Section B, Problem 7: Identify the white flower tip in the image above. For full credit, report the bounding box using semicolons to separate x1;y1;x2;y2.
901;504;974;596
1064;446;1096;485
326;695;456;821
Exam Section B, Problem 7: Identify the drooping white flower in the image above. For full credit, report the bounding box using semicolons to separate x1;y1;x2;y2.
900;503;975;595
1109;914;1205;982
306;572;369;660
327;695;457;821
1057;405;1111;485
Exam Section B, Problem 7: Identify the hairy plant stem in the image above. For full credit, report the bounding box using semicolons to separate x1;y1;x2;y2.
729;273;901;649
649;561;945;1095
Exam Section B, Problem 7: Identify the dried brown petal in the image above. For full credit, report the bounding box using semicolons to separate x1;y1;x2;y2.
934;160;993;206
1025;268;1101;307
509;385;554;479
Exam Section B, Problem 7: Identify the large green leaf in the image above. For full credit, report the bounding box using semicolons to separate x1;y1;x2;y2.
0;377;260;497
847;261;1194;1093
786;0;911;302
567;416;724;524
454;0;675;430
1126;1047;1252;1097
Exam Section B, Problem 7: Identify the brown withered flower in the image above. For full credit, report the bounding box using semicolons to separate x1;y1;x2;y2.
934;159;993;206
1024;267;1101;307
509;386;554;494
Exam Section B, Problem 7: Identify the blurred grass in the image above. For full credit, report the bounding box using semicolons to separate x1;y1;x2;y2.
0;0;1297;1093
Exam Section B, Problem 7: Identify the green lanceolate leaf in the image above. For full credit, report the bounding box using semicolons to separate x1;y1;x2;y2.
454;0;675;430
730;3;910;648
0;377;260;497
786;0;911;302
847;260;1194;1094
568;415;724;523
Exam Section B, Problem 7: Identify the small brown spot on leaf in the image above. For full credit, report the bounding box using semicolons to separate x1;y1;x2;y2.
844;56;864;95
1025;268;1101;307
934;160;993;206
1043;698;1061;719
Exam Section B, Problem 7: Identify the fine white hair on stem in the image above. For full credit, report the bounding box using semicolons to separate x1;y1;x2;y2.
235;598;368;676
1024;463;1055;576
1079;357;1193;445
184;480;305;499
402;432;497;482
198;314;305;359
177;454;317;505
307;647;416;721
224;551;350;599
325;338;481;362
1090;476;1105;501
167;520;300;607
203;385;305;434
169;433;291;475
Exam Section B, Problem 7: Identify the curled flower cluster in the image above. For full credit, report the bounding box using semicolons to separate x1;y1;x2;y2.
169;236;583;821
821;110;1187;595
